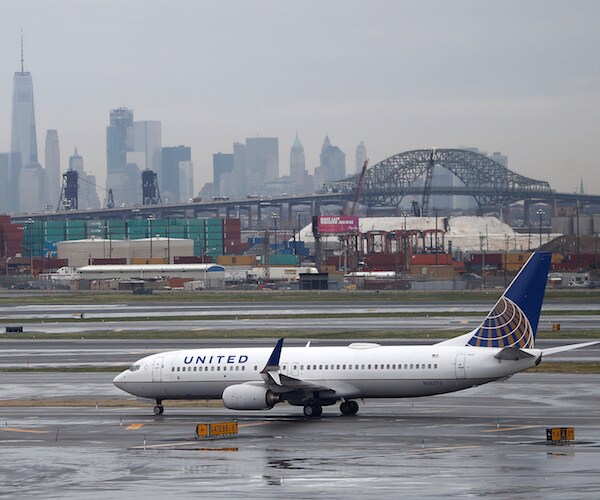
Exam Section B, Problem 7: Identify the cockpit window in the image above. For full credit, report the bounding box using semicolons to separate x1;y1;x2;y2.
129;364;141;372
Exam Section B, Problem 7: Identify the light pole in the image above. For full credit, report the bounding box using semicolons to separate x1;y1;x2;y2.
402;212;409;272
147;215;155;259
271;214;279;251
25;218;34;273
536;209;545;248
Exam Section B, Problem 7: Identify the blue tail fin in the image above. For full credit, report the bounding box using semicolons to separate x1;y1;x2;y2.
466;252;551;348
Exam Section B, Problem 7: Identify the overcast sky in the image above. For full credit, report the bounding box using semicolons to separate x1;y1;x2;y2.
1;0;599;196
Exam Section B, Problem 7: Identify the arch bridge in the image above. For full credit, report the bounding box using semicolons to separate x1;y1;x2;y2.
323;148;553;216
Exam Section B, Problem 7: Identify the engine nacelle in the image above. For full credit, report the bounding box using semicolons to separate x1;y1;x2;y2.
222;384;279;410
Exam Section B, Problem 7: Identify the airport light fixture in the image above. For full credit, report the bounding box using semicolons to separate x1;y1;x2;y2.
536;209;545;248
147;215;156;258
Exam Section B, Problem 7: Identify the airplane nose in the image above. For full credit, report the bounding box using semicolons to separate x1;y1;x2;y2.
113;371;126;389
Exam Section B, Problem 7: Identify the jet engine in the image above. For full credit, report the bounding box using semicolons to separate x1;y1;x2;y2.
222;384;279;410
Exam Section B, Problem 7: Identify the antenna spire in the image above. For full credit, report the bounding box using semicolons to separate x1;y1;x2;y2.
20;30;24;73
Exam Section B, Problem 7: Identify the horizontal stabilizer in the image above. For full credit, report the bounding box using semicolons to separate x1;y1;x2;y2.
542;341;598;356
495;346;535;361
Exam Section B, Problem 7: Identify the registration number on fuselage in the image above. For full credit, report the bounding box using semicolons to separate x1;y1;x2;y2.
422;380;443;386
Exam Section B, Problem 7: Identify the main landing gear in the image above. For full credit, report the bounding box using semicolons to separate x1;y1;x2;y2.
340;400;359;416
153;400;164;415
302;400;359;417
303;403;323;417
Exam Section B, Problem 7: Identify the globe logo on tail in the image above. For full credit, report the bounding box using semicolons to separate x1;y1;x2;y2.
467;296;534;348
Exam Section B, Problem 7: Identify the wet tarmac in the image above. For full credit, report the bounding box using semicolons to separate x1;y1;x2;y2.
2;372;600;498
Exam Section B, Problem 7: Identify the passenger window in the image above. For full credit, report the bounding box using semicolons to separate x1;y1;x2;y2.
300;365;304;370
342;364;346;370
386;364;390;369
177;367;180;372
404;364;408;369
325;365;328;370
319;365;322;370
336;364;340;370
242;366;246;371
355;365;359;369
410;364;414;369
313;365;317;370
205;367;208;371
392;364;396;369
368;364;371;369
171;367;174;372
416;364;419;369
428;364;431;369
361;364;365;370
434;364;438;369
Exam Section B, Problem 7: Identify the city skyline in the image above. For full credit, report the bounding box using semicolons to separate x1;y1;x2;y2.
1;1;599;201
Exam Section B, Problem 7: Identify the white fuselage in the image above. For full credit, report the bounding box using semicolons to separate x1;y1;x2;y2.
113;343;541;405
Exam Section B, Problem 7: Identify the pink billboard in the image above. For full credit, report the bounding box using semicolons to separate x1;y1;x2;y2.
318;215;359;234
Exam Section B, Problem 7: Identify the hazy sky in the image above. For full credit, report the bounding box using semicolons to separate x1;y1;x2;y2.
1;0;599;196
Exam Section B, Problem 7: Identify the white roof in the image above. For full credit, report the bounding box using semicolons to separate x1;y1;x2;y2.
298;216;560;253
77;264;225;273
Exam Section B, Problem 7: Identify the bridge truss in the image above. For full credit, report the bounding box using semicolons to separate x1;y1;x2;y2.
323;149;553;215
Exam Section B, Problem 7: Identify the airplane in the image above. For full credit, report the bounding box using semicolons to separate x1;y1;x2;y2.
113;252;597;417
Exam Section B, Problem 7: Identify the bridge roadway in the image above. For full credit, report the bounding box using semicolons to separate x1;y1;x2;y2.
13;188;600;226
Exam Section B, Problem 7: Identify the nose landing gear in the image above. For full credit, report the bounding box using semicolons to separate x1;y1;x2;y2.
153;400;164;415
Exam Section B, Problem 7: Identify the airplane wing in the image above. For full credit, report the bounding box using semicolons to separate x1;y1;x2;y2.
259;338;359;400
541;341;598;356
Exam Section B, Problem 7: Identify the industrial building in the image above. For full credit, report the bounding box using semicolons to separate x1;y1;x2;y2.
76;263;225;290
57;237;194;267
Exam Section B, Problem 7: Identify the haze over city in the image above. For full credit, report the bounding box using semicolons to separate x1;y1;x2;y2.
1;0;599;200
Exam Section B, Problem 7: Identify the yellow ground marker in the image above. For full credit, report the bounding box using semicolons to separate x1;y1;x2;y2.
126;423;145;430
482;425;539;433
0;427;48;434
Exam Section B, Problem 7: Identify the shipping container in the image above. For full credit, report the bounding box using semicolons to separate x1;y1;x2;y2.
411;253;453;265
216;255;257;266
268;254;300;266
130;257;169;265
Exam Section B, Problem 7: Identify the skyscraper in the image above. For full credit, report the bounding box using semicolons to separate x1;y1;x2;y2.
162;145;191;202
11;36;40;212
45;130;61;208
178;161;194;203
319;135;346;182
131;121;162;185
106;107;134;207
245;137;278;194
69;148;101;209
355;141;367;174
290;133;307;193
213;153;234;196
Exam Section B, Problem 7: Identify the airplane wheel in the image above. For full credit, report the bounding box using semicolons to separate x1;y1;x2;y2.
340;401;351;415
153;405;164;416
303;403;322;417
340;401;358;416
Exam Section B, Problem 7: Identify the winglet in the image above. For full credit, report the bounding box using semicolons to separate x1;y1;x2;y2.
261;338;284;373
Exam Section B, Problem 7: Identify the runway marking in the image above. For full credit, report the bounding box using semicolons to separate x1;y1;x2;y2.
0;427;48;434
126;423;145;430
482;425;539;433
238;422;271;428
411;445;480;453
131;440;199;449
